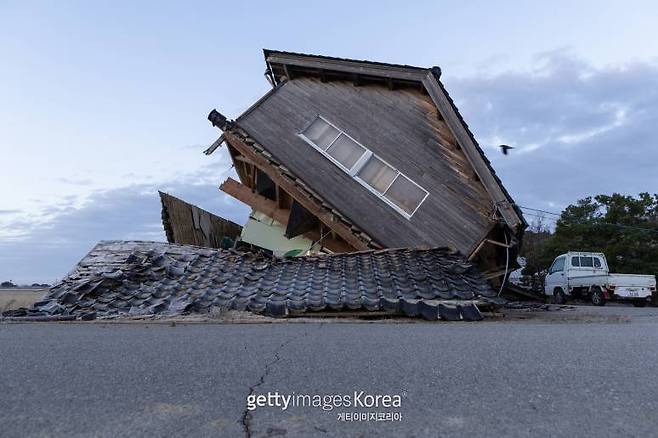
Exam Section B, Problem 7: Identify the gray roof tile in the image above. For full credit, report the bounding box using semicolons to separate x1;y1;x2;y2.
7;240;496;321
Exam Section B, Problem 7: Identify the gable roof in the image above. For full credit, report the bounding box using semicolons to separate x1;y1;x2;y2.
262;49;526;233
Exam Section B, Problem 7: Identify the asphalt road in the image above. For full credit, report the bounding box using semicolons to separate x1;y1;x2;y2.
2;306;658;437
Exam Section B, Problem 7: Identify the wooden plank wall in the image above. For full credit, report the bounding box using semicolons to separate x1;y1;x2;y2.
160;192;242;248
237;78;494;253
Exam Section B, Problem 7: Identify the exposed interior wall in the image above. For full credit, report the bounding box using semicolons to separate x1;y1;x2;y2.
240;210;315;256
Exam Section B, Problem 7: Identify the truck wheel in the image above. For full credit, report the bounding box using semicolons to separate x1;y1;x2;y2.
633;301;647;308
591;288;606;306
554;289;566;305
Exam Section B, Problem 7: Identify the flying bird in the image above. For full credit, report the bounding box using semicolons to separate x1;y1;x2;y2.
499;144;514;155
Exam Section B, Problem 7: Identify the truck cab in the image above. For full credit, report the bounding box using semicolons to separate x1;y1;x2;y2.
544;252;656;306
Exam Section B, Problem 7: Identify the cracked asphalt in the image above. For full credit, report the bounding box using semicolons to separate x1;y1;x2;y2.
2;306;658;437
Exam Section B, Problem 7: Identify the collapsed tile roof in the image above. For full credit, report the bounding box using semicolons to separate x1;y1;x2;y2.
14;241;496;321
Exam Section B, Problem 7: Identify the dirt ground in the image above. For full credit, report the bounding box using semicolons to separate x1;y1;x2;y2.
0;289;46;313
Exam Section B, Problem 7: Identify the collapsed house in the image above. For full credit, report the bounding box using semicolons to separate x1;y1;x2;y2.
2;50;526;321
208;50;526;280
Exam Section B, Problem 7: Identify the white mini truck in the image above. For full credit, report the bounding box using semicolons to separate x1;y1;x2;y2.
544;252;656;306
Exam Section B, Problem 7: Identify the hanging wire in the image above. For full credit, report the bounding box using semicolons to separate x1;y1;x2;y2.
516;204;658;235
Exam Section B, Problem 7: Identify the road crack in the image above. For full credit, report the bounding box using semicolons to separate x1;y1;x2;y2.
240;325;320;438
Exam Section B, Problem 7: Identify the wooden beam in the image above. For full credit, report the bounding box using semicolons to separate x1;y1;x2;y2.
265;53;427;82
203;134;224;155
220;177;354;253
282;64;293;81
223;132;371;251
483;268;509;280
234;155;256;166
221;178;289;224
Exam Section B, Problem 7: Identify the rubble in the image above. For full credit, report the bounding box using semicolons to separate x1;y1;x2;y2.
3;240;497;322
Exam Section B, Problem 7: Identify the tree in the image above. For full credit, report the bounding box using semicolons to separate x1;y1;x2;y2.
520;214;551;278
538;193;658;279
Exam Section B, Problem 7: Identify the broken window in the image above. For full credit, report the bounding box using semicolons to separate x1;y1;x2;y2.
299;115;428;218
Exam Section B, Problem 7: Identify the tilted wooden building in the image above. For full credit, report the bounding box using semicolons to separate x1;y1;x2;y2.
206;50;526;278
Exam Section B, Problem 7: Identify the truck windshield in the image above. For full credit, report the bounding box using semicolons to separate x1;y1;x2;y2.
552;257;565;273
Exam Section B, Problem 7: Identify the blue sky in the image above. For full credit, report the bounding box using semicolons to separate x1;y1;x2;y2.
1;1;658;283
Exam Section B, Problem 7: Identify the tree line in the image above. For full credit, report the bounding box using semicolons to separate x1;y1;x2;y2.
521;193;658;281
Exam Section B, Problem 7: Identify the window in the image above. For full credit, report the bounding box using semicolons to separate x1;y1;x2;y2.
326;134;366;170
593;257;602;269
357;156;397;193
300;116;428;218
304;117;339;150
580;256;594;267
551;257;565;273
571;256;580;267
384;175;427;215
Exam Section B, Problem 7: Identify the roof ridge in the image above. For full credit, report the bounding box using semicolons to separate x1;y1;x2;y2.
263;48;432;72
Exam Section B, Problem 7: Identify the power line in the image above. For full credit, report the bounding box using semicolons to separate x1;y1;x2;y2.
516;205;561;217
520;210;658;235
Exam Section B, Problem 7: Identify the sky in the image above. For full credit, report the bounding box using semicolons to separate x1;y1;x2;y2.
1;0;658;283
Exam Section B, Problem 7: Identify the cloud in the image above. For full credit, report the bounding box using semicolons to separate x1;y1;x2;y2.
448;51;658;220
4;51;658;282
56;177;95;185
0;167;250;284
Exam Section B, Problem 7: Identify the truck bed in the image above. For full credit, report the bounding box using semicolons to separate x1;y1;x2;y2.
608;273;656;288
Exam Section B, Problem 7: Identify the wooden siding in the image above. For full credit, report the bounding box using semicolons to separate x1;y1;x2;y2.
160;192;242;248
237;78;494;253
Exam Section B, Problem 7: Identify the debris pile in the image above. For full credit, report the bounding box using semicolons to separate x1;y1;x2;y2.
4;241;496;321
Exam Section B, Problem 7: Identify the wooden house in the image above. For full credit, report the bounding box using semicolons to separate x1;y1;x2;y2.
206;50;526;280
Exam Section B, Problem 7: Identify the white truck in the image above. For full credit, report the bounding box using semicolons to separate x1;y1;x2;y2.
544;252;656;306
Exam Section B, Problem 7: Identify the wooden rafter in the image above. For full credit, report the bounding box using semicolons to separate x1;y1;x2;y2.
222;131;372;251
220;177;354;253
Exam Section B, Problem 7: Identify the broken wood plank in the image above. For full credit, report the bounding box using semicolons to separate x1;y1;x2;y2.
220;177;355;253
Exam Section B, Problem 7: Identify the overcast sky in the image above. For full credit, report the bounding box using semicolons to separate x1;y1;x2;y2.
2;1;658;283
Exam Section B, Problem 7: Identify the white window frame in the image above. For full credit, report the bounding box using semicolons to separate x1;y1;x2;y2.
298;115;429;219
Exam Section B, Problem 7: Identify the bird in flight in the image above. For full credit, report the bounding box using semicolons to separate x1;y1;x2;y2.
499;144;514;155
